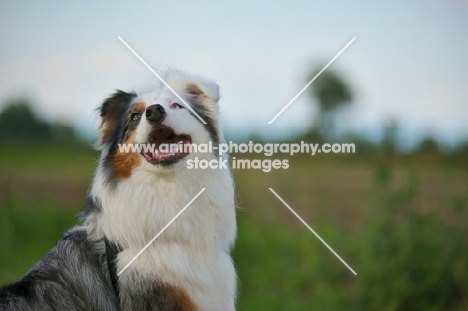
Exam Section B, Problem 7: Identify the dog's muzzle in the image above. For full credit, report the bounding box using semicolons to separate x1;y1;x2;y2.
145;104;166;126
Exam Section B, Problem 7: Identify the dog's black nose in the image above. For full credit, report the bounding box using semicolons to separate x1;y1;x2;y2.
145;104;166;124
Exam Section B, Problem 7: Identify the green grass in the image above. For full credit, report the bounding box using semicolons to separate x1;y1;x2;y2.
0;143;467;310
0;200;81;282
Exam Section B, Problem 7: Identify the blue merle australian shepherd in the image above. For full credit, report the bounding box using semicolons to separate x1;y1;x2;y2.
0;71;237;311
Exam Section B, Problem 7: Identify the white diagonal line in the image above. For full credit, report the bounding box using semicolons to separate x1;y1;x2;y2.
268;37;356;124
268;188;357;275
118;36;207;125
117;188;206;276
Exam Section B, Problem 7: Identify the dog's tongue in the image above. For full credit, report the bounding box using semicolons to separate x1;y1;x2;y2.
141;139;191;164
141;127;191;164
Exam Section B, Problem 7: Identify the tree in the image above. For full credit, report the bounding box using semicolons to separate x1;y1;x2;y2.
0;99;53;142
307;64;353;138
416;135;440;154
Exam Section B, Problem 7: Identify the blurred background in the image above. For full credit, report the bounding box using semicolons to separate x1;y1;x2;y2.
1;1;467;310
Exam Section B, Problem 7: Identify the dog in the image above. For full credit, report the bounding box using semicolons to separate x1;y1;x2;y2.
0;70;237;311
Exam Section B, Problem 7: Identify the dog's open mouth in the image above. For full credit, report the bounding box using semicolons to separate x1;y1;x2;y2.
140;126;191;165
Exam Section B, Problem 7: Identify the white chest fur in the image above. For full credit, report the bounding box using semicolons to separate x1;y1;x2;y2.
89;166;237;310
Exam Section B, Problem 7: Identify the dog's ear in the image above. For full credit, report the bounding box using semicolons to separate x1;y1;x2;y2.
97;90;136;144
184;81;219;106
165;70;220;108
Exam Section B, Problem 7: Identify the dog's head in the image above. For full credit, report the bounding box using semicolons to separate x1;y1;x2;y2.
96;70;221;181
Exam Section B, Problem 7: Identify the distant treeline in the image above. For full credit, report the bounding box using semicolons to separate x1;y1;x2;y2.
1;99;467;155
0;99;79;143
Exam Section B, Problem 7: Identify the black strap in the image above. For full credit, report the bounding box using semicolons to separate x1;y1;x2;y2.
104;237;120;299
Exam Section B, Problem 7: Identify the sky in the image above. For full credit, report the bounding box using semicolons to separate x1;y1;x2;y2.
1;0;467;149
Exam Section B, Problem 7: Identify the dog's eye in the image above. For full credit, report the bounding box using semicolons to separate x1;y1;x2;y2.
131;113;141;121
170;103;183;109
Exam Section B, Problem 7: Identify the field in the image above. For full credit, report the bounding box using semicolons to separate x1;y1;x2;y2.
1;143;467;310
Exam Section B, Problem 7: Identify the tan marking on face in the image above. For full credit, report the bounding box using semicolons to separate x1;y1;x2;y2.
100;110;118;142
101;123;113;141
134;102;146;113
112;131;141;179
167;285;199;310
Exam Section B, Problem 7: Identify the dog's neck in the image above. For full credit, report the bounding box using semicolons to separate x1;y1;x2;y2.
86;164;236;253
84;164;237;310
